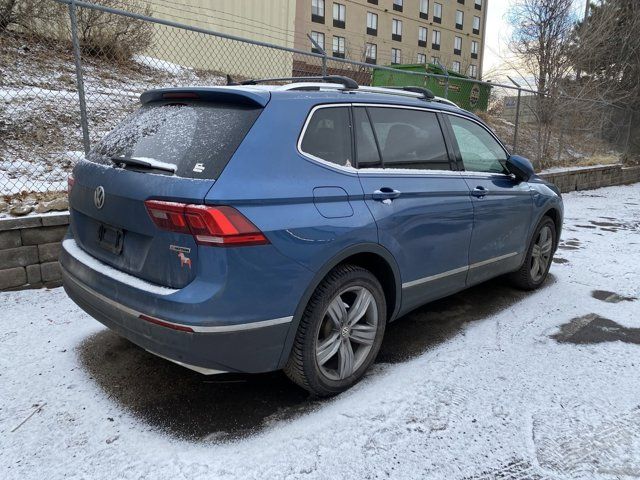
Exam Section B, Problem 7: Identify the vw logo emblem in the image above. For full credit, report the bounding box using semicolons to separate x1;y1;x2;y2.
94;186;105;209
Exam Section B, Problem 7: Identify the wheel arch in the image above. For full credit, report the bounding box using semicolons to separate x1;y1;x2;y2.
542;207;562;243
276;243;402;369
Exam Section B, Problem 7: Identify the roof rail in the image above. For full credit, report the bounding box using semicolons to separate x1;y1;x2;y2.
229;75;359;90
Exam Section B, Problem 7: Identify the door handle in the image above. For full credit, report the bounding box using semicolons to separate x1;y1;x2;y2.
471;186;488;198
372;187;401;201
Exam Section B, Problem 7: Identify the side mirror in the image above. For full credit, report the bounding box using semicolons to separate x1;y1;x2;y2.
504;155;535;182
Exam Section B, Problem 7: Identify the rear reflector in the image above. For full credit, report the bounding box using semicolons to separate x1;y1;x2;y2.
139;314;194;332
144;200;269;247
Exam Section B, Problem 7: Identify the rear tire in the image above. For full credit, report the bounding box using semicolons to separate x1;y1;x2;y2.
284;264;386;397
510;216;556;290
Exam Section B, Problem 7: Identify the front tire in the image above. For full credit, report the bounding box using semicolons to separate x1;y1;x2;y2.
284;264;386;397
510;216;556;290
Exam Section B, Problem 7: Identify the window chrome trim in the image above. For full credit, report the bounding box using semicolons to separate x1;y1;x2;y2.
298;102;464;176
402;251;519;289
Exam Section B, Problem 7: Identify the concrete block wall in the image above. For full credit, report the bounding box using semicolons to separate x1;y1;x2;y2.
0;214;69;290
539;165;640;194
0;164;639;291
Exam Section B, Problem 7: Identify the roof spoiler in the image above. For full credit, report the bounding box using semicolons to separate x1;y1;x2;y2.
140;87;270;107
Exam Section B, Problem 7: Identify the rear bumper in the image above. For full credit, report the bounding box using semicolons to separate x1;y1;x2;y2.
62;266;292;374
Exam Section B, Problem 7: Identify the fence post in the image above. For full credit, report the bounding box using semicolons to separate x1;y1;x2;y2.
513;88;522;153
68;0;91;156
507;76;522;153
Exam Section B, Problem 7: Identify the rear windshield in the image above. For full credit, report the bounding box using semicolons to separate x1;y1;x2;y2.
87;102;262;180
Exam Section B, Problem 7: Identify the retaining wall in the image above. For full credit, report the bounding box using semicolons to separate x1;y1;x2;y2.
0;164;639;291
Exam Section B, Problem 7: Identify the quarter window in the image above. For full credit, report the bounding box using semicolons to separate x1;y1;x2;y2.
448;115;507;173
363;107;450;170
300;107;352;167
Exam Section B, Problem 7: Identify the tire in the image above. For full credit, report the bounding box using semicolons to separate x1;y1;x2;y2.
284;264;387;397
509;216;557;290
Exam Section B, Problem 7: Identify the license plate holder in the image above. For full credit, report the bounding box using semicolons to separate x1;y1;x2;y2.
97;224;124;255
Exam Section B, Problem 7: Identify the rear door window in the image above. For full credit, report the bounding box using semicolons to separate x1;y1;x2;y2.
87;102;262;180
364;107;451;170
300;106;352;167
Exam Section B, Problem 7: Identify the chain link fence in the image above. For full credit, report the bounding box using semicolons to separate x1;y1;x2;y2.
0;0;636;215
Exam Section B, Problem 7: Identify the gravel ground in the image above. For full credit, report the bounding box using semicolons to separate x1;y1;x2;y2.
1;184;639;480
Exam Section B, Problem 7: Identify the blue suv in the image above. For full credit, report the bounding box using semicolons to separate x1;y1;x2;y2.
60;76;563;396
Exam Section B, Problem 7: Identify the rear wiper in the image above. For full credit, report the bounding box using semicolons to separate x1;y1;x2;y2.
110;156;176;174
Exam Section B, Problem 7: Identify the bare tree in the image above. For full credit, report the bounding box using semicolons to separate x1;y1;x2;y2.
569;0;640;156
507;0;575;165
0;0;17;33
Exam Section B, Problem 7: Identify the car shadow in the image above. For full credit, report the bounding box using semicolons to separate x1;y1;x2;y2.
77;274;553;441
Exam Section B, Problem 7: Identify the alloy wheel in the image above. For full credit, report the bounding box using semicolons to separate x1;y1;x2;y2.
530;225;553;282
315;286;379;381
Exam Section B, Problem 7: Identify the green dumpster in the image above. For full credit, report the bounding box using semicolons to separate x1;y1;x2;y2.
371;63;491;111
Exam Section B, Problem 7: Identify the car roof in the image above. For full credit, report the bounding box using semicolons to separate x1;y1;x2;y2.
140;84;481;121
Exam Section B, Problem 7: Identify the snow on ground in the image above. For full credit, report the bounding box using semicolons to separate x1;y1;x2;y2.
1;184;639;480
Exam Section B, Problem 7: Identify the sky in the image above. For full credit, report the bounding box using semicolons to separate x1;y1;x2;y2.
483;0;514;80
482;0;588;84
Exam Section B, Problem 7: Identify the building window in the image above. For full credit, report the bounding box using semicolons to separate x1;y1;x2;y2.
311;0;325;23
332;36;345;58
419;0;429;19
418;26;428;47
365;42;377;64
458;0;465;4
468;64;477;78
417;53;427;64
473;15;481;34
310;31;325;53
471;40;478;59
367;0;378;4
475;0;482;10
392;18;402;41
391;48;401;64
454;36;462;55
432;29;441;50
367;12;378;35
452;60;461;73
393;0;403;12
433;2;442;23
455;10;464;29
431;55;440;64
333;3;346;28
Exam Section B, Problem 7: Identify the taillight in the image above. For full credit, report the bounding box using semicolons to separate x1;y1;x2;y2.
67;175;75;195
145;200;190;234
144;200;269;247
